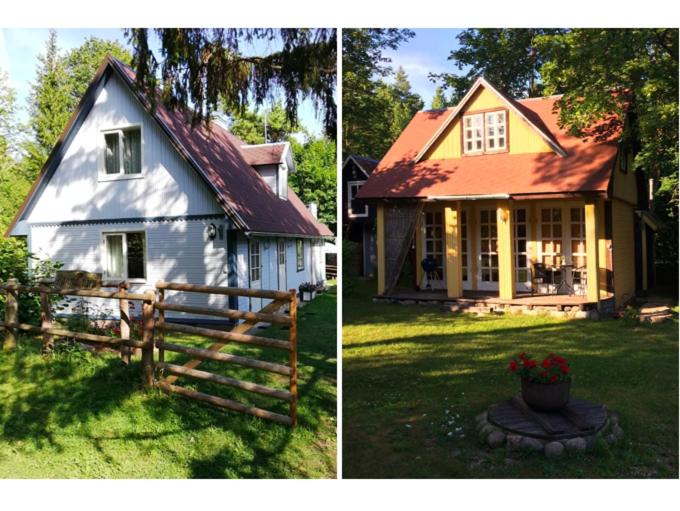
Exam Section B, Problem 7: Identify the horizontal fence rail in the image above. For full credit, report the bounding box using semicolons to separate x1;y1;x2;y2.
0;278;299;427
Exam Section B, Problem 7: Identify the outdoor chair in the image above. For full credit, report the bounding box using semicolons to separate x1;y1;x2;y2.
530;262;551;295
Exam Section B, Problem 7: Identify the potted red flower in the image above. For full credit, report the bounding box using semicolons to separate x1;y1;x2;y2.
508;352;572;412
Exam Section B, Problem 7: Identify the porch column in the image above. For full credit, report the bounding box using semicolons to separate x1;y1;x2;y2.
585;200;601;303
497;201;516;300
445;203;463;298
376;202;386;295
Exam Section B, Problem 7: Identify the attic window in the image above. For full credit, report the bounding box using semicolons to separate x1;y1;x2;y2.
104;127;142;175
463;114;484;154
485;111;506;151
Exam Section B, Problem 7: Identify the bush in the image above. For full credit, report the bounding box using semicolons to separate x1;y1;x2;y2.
0;237;62;323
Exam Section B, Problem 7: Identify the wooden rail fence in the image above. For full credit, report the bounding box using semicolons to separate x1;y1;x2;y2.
0;278;299;427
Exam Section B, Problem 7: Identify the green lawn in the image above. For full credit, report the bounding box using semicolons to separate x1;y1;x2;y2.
343;279;678;478
0;285;336;478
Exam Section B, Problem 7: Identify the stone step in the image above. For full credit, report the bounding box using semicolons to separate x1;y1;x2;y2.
640;312;673;324
468;306;494;315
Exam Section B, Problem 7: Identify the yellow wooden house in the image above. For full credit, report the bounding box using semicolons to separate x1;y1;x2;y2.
356;78;656;312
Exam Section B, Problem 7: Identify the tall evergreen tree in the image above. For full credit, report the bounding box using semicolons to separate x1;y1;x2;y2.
386;67;424;140
228;103;299;145
430;86;449;109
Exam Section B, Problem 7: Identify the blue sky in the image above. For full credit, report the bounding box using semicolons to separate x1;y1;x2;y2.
0;28;325;136
383;28;464;109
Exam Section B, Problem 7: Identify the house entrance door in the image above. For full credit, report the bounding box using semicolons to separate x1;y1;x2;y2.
421;211;445;289
277;239;287;291
477;208;499;291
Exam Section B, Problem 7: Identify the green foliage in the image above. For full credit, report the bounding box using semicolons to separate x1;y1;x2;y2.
290;136;337;233
342;29;422;159
126;29;337;138
534;28;678;262
430;86;450;109
432;29;565;102
228;102;299;144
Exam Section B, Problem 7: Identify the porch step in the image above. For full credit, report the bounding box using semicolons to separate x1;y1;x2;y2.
467;305;494;315
638;303;673;324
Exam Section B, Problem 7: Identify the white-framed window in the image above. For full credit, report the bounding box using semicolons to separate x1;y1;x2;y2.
103;126;142;176
485;111;506;151
570;207;587;285
540;207;563;285
296;239;304;271
463;114;484;154
513;208;530;285
479;209;499;283
249;239;261;283
103;231;146;281
347;180;368;218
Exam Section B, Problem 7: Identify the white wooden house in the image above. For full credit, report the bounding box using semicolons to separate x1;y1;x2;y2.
6;56;332;319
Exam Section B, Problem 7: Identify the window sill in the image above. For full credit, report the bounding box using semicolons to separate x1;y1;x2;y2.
99;173;144;183
348;211;369;219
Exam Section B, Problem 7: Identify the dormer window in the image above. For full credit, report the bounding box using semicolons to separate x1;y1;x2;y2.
347;180;368;218
463;110;507;155
103;126;142;176
485;111;506;151
463;114;484;154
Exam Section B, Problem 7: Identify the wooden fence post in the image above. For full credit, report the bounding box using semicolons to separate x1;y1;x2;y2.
157;283;165;368
289;289;298;426
39;282;54;352
141;292;155;387
118;282;131;364
3;278;18;351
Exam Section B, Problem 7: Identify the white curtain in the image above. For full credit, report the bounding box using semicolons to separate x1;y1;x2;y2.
106;235;124;279
105;133;120;174
123;129;141;174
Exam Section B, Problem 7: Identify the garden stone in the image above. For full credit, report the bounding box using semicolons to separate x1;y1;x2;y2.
487;431;506;449
565;437;587;452
612;425;624;441
506;434;523;450
544;441;564;458
520;437;543;451
584;435;597;450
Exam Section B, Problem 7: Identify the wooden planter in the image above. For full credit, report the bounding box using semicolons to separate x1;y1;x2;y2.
521;377;571;412
301;290;316;302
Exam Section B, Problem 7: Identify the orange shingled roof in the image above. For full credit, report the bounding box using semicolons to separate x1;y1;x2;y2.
357;93;620;200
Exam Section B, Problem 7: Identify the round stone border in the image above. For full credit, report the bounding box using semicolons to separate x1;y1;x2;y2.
475;408;624;458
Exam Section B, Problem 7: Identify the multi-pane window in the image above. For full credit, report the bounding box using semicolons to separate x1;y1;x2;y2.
104;232;146;281
278;239;286;266
463;114;484;154
485;111;506;151
461;210;468;281
347;181;368;217
104;127;142;175
513;208;529;284
296;239;304;271
479;209;499;283
424;211;444;281
540;208;563;284
249;239;261;282
570;207;587;285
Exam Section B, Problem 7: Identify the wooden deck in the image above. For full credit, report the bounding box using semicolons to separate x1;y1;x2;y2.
377;289;612;312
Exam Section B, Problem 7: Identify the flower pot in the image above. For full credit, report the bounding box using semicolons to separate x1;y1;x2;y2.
302;290;316;302
521;377;571;412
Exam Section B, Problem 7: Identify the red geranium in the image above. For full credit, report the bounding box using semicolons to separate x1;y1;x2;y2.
507;352;571;383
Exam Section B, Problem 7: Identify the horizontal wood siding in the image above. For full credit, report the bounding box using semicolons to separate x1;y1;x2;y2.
25;73;222;224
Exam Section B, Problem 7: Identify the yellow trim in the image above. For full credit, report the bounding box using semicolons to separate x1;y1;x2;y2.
597;200;608;299
415;210;423;288
376;203;385;295
585;201;601;303
497;201;516;299
445;203;463;298
469;202;478;290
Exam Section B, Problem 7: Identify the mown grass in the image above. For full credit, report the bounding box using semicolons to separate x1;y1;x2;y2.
0;285;336;479
342;278;678;478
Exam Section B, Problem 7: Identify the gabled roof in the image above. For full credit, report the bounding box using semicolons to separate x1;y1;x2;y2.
343;155;379;177
357;80;620;201
241;142;288;166
7;56;331;238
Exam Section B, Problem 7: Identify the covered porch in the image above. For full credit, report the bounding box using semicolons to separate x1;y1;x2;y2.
376;196;611;309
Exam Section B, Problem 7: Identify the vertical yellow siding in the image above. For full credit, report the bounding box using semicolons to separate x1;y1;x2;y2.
585;201;601;303
496;201;516;299
612;199;636;307
445;203;463;298
597;200;608;299
376;203;386;295
423;86;553;160
611;151;638;205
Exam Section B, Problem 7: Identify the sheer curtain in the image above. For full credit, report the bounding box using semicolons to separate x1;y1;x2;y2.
105;133;120;174
123;129;142;174
106;235;124;279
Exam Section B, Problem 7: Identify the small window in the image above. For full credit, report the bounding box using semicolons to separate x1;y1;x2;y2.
104;232;146;281
485;111;506;151
103;127;142;175
347;180;368;217
249;240;261;283
463;114;484;154
296;239;304;271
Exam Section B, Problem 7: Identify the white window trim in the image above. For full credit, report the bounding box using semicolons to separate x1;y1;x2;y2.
249;239;262;284
463;113;484;155
99;124;144;182
296;239;305;272
347;180;368;218
101;229;148;283
485;110;507;153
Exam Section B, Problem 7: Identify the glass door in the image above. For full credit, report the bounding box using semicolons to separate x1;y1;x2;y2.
513;208;531;292
421;211;445;289
478;209;499;290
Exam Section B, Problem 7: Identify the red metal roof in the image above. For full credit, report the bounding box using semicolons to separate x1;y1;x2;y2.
241;143;288;166
357;93;619;200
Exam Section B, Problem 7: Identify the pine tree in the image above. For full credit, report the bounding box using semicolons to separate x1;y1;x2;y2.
430;86;448;109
